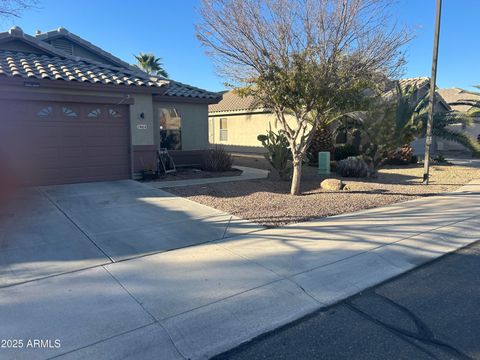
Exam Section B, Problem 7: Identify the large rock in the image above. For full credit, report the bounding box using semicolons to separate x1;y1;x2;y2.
321;178;346;191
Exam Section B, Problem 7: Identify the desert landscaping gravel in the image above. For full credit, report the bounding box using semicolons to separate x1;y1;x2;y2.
167;164;480;227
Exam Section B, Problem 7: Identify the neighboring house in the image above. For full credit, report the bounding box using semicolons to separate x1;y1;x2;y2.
208;78;450;156
0;26;221;186
208;91;298;154
437;88;480;153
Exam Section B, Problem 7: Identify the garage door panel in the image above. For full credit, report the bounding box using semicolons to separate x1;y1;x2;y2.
86;128;128;139
60;147;127;158
82;146;128;157
1;100;131;185
62;155;128;168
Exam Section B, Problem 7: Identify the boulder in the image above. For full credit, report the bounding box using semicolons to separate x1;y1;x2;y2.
321;178;346;191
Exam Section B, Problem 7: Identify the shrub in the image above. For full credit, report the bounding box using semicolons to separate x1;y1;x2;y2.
432;154;449;164
336;156;371;178
334;144;359;161
201;146;233;171
257;127;291;180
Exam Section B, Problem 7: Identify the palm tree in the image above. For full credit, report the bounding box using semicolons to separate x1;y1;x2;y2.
339;81;480;165
415;85;480;156
134;53;168;78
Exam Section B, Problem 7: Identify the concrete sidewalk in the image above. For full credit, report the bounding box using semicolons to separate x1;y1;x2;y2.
1;180;479;360
148;166;269;188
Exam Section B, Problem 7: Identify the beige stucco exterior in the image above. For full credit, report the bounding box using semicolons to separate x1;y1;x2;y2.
130;94;155;146
208;111;298;153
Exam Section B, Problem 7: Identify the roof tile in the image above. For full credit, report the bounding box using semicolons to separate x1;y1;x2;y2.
0;50;167;88
0;27;222;102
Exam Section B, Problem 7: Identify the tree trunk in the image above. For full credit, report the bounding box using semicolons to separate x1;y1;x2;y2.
290;159;302;195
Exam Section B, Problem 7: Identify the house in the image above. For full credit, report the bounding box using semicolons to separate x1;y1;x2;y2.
208;90;298;154
0;26;221;186
437;88;480;153
208;78;451;156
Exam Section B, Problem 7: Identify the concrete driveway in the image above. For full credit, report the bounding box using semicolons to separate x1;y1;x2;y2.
0;180;478;359
0;180;262;287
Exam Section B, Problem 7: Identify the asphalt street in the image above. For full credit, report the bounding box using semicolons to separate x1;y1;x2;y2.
215;240;480;360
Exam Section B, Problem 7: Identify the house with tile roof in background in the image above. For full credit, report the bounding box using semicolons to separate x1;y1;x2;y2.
0;26;221;186
437;88;480;154
209;78;457;160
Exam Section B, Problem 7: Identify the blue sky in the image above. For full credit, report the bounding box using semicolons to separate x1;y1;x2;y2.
3;0;479;92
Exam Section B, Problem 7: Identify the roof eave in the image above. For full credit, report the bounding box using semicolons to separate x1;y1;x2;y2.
208;107;270;116
153;94;222;104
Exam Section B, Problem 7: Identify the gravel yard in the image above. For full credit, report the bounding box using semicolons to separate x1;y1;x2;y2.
167;164;480;227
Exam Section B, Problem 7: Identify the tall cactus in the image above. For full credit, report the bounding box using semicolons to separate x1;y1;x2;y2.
257;125;292;180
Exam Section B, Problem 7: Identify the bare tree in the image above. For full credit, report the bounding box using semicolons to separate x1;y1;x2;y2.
196;0;410;195
0;0;37;19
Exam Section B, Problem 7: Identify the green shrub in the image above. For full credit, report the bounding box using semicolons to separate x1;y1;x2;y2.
336;156;371;178
334;144;359;161
257;127;291;180
201;146;233;171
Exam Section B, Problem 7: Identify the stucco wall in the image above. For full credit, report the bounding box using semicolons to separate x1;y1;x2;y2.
154;101;210;150
437;120;480;153
129;94;155;146
208;112;298;152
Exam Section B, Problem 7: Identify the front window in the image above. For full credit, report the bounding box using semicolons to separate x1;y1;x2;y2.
159;108;182;150
220;118;228;141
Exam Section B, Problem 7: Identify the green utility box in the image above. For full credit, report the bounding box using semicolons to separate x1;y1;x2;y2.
318;151;331;175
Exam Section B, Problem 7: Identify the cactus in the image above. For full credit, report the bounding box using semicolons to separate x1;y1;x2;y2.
257;126;292;180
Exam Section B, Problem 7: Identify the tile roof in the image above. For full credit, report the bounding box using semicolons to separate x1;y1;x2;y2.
397;77;430;89
209;78;437;114
0;49;168;87
0;26;222;101
163;80;221;100
208;90;264;113
438;88;480;113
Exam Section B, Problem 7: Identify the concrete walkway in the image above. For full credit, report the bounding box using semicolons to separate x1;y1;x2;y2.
148;166;269;188
447;157;480;168
1;180;479;360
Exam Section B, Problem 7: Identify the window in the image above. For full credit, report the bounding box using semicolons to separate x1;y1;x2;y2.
37;106;53;117
219;118;228;141
108;109;122;118
208;118;215;143
88;108;101;118
159;108;182;150
62;107;77;118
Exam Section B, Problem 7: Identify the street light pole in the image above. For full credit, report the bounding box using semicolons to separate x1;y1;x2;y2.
423;0;443;185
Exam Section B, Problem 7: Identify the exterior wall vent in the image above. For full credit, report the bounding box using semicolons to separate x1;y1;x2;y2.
49;39;74;55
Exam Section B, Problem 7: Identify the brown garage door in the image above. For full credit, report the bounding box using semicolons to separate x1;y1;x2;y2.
0;100;131;186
